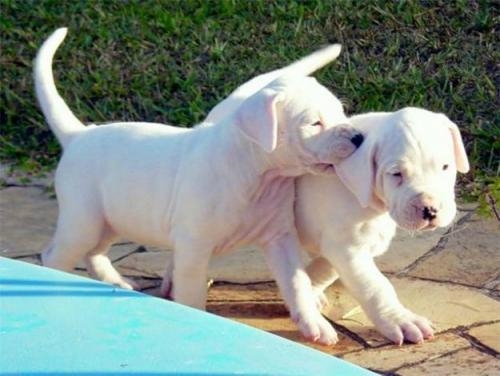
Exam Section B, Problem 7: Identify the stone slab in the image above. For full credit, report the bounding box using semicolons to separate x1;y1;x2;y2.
0;187;57;258
115;247;272;283
341;333;470;373
393;278;500;332
468;322;500;353
115;251;167;278
408;214;500;288
375;206;472;274
398;348;500;376
128;277;161;292
208;282;282;302
376;227;447;273
322;277;500;346
209;247;272;283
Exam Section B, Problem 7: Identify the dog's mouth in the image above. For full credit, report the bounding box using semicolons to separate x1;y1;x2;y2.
310;163;336;174
397;219;439;232
422;221;439;231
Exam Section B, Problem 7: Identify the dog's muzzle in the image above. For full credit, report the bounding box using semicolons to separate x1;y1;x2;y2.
309;132;364;174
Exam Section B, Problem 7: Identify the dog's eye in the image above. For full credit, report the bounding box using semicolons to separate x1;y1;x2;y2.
311;120;323;127
442;164;449;171
391;171;403;186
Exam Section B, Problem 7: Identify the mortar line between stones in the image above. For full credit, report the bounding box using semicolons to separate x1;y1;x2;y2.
337;320;500;372
385;272;500;297
368;368;398;376
397;210;475;275
488;291;500;302
207;299;284;303
458;330;500;357
326;320;371;348
0;182;51;189
111;246;143;263
390;345;472;374
378;371;401;376
10;252;41;259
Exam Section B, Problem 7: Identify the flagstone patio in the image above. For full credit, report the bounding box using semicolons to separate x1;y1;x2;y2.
1;173;499;375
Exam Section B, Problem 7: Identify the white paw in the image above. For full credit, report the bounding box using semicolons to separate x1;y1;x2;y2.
292;310;338;346
99;274;138;290
374;307;434;345
114;276;139;290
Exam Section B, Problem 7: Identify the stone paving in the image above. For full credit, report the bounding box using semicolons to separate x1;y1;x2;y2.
1;170;499;375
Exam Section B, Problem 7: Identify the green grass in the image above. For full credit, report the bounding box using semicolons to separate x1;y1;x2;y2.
1;0;498;200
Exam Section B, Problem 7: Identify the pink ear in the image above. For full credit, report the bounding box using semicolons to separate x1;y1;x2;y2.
235;88;284;153
441;115;470;173
336;139;377;208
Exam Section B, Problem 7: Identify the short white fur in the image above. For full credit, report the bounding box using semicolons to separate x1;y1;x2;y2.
35;28;361;345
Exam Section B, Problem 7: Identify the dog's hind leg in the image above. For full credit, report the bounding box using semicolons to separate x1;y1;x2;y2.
42;207;106;274
171;235;213;309
265;234;339;345
84;230;138;290
306;256;339;310
307;256;339;289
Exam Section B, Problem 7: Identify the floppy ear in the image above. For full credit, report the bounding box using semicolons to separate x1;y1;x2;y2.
336;139;378;208
440;115;470;173
235;88;284;153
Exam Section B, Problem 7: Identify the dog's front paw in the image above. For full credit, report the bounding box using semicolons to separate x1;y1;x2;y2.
329;126;364;162
374;307;434;345
292;310;338;345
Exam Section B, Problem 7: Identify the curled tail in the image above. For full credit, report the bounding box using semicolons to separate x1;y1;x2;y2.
34;28;84;148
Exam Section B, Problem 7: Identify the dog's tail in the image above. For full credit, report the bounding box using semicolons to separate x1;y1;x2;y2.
282;44;342;77
34;27;85;148
205;44;343;124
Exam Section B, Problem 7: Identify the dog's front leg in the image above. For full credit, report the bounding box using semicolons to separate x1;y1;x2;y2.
170;237;213;310
265;233;338;345
325;246;434;345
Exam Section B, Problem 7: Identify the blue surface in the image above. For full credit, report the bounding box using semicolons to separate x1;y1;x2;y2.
0;257;374;375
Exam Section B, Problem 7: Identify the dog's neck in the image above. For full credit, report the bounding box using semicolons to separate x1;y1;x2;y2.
218;117;307;176
205;120;273;187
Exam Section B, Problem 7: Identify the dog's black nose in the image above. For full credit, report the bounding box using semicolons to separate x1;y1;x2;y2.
351;133;364;148
423;206;438;221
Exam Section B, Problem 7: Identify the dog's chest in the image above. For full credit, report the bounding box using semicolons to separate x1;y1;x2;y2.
214;175;296;254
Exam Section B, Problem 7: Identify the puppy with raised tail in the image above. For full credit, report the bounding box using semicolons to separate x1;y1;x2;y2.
35;28;362;345
207;58;470;346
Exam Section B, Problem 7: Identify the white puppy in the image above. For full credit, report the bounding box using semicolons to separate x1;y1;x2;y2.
207;60;469;345
35;28;363;344
297;108;469;345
